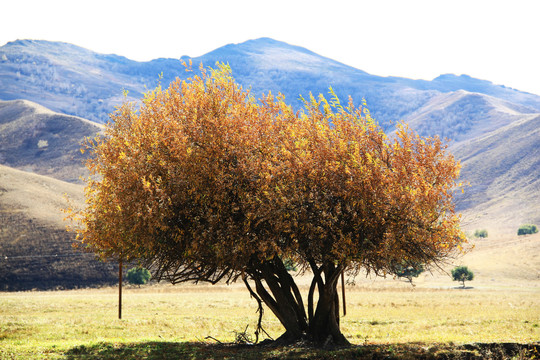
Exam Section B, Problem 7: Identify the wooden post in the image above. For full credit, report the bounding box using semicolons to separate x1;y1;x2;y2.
119;259;123;319
341;271;346;316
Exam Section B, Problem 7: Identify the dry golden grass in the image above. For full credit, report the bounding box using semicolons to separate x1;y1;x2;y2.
0;165;118;290
459;232;540;284
0;164;83;228
0;283;538;359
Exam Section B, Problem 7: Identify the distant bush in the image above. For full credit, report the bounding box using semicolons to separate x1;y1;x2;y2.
395;262;424;287
451;266;474;288
473;229;488;238
126;267;151;287
517;224;538;236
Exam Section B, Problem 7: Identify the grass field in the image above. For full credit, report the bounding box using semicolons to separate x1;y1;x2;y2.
1;283;539;359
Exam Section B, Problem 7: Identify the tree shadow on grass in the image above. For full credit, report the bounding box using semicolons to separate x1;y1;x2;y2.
64;341;539;360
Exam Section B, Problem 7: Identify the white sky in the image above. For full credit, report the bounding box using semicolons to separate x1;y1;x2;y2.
2;0;540;95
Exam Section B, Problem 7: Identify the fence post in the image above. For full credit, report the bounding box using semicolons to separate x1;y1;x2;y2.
119;259;123;319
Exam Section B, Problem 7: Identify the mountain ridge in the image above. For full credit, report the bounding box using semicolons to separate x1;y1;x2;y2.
2;38;540;231
404;90;539;143
3;38;540;125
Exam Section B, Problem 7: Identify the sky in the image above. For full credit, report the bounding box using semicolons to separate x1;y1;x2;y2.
2;0;540;95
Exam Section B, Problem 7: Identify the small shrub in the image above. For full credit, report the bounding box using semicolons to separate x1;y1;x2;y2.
451;266;474;288
394;262;424;286
517;224;538;236
126;267;151;287
473;229;488;238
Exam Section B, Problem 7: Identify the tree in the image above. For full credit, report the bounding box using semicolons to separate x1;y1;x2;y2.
126;267;151;287
394;262;424;287
517;224;538;236
66;64;466;346
473;229;488;238
451;266;474;288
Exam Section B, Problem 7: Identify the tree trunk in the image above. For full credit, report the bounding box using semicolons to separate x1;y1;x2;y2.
306;261;349;346
246;257;350;347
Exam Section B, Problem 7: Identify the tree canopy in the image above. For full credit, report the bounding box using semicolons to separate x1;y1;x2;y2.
67;64;466;345
394;262;425;287
451;266;474;288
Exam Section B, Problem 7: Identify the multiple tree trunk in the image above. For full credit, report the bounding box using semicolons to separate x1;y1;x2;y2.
244;257;349;346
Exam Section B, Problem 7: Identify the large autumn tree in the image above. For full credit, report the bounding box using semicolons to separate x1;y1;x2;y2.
67;64;465;346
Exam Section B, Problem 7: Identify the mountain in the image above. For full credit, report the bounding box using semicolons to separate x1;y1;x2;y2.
0;39;179;123
2;38;540;127
0;99;102;182
190;38;540;126
399;73;540;111
2;37;540;230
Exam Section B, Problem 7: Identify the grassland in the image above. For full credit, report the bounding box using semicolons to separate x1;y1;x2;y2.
1;283;538;359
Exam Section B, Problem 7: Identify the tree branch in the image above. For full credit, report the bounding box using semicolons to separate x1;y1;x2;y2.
243;275;273;343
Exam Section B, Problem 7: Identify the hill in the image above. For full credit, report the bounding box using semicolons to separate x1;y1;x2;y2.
404;90;538;143
190;38;540;127
0;99;102;182
0;164;117;290
1;98;538;290
3;38;540;126
455;113;540;233
0;100;113;290
0;39;181;123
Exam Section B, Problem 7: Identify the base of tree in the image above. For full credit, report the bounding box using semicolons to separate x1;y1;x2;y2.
257;331;351;349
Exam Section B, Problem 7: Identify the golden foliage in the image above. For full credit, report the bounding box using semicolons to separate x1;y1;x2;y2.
66;64;465;282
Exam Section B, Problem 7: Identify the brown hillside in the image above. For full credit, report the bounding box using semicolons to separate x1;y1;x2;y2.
405;90;537;143
403;91;540;236
0;164;117;290
0;99;102;183
460;232;540;285
455;114;540;235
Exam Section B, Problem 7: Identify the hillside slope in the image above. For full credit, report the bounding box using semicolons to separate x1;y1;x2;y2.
404;90;538;143
0;99;102;182
0;39;179;122
0;164;117;290
455;114;540;233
